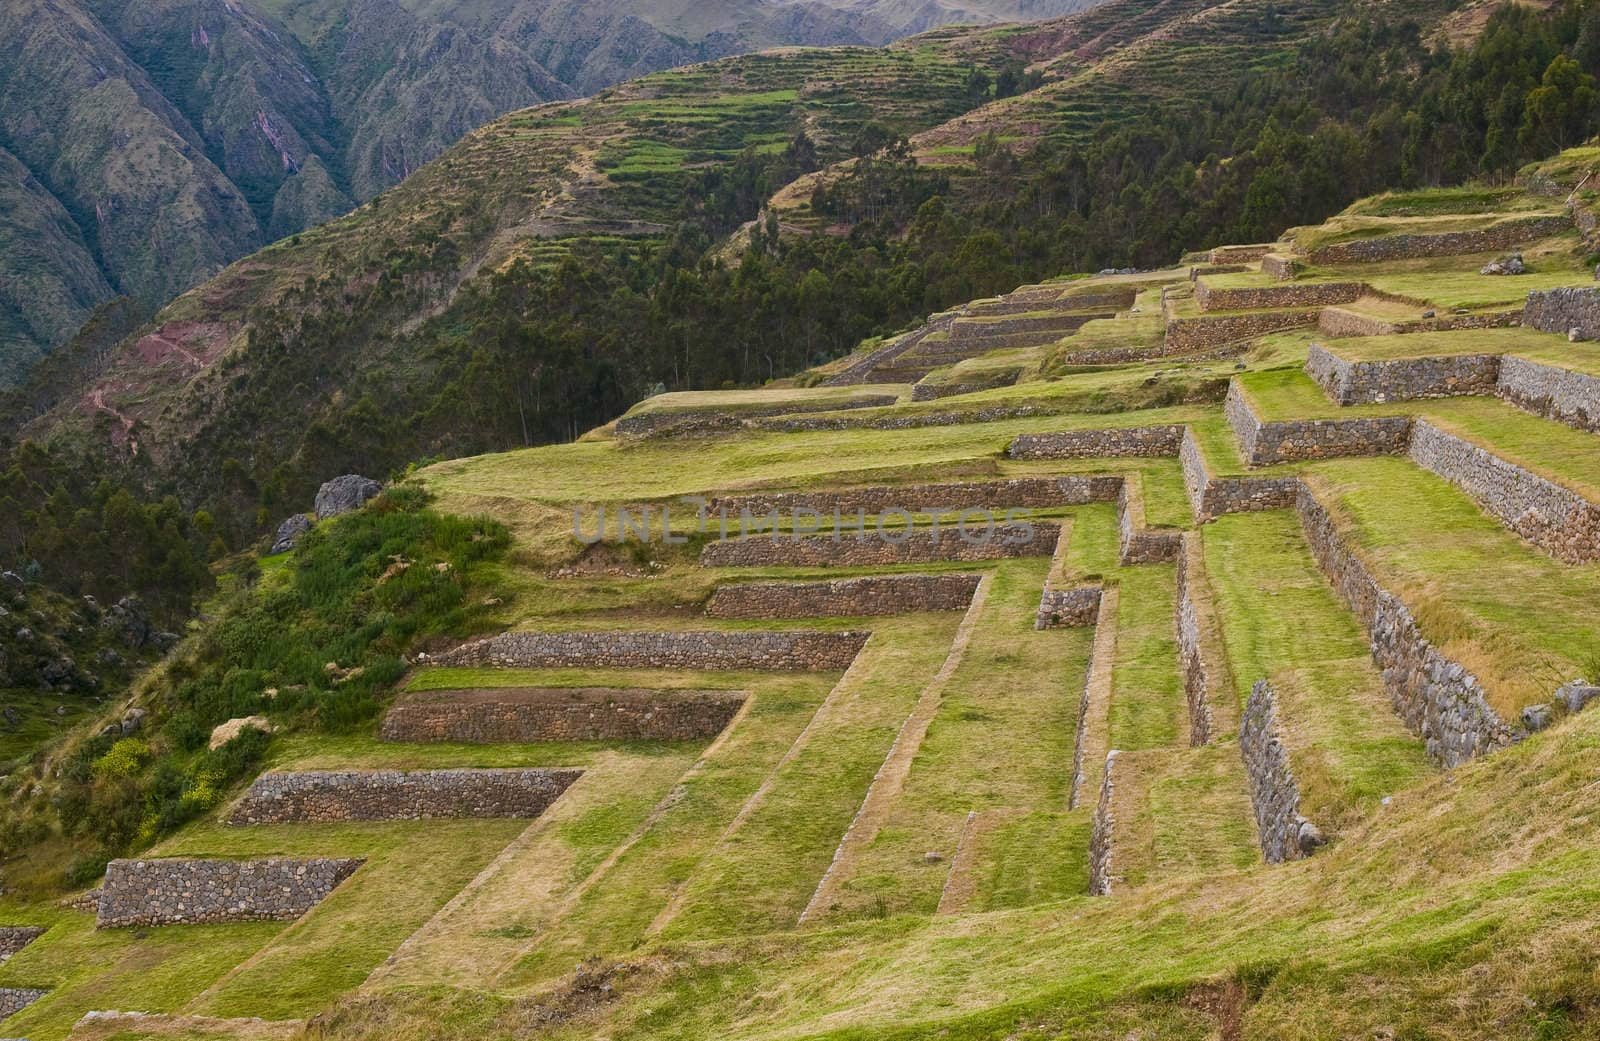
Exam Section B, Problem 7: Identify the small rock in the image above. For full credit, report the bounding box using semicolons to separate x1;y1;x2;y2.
1;707;17;727
270;514;314;555
1555;680;1600;715
314;475;382;520
1572;327;1587;343
1480;253;1525;276
96;647;126;669
14;627;31;641
1296;819;1325;855
1233;361;1247;370
151;631;180;652
1421;310;1436;319
1522;703;1555;731
0;571;22;590
120;708;146;734
922;851;943;864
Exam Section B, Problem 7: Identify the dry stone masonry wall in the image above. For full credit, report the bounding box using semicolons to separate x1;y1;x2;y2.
0;927;43;963
431;630;868;672
227;768;583;824
909;370;1021;401
1305;215;1571;265
1195;280;1363;313
1524;286;1600;340
1496;355;1600;432
1295;483;1517;765
1226;380;1411;465
699;522;1060;568
1036;584;1103;630
1306;342;1502;404
1117;479;1180;564
381;687;746;743
96;857;364;928
1317;306;1521;339
0;987;45;1019
1007;425;1184;459
1163;308;1321;352
1239;681;1321;863
1087;749;1117;896
1407;420;1600;564
706;574;981;619
614;396;897;438
708;477;1121;518
1179;428;1301;522
1175;534;1215;746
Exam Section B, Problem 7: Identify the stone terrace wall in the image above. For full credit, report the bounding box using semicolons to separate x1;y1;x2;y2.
1117;479;1181;564
1307;215;1572;265
1035;584;1102;630
1295;484;1517;765
1210;244;1275;263
1226;380;1412;465
950;312;1103;340
822;314;957;387
432;630;868;672
701;522;1059;568
0;987;45;1019
1180;428;1301;522
0;927;44;963
1497;355;1600;433
1164;308;1321;352
97;858;364;928
1306;342;1502;405
381;687;747;743
615;396;896;438
706;574;981;619
708;477;1122;518
1524;286;1600;340
1195;280;1362;313
1239;681;1318;864
909;370;1021;401
1175;534;1214;746
1320;307;1523;339
1008;425;1183;460
1407;420;1600;564
1261;254;1298;280
1087;749;1117;896
227;768;583;824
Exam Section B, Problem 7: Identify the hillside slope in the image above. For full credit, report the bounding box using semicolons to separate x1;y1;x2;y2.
0;0;1098;384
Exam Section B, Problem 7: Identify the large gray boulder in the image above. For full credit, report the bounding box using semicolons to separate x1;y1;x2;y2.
270;514;314;554
1556;680;1600;715
314;476;382;520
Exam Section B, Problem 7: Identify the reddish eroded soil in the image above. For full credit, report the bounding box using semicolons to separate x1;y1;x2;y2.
133;320;232;369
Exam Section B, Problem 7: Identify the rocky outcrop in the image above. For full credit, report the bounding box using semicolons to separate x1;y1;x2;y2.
1406;420;1600;563
227;768;582;824
270;514;314;554
97;857;364;928
428;629;868;672
314;475;382;519
1295;483;1517;766
380;687;747;743
1239;681;1323;863
706;574;980;618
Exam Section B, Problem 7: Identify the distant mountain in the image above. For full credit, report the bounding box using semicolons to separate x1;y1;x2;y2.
0;0;1098;385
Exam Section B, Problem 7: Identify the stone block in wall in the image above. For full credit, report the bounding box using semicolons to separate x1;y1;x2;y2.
1239;681;1322;863
1306;342;1502;405
707;574;981;619
1008;426;1184;460
1294;483;1517;766
1407;420;1600;564
381;687;747;743
227;768;583;825
699;523;1060;568
96;857;364;928
1496;355;1600;433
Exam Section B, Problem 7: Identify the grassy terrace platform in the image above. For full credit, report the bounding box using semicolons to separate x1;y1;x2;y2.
1204;512;1434;834
620;385;911;418
1302;461;1600;714
1318;326;1600;376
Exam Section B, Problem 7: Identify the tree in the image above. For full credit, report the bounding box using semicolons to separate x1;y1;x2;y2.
1520;55;1600;153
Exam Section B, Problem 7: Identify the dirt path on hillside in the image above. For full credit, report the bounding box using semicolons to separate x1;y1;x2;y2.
797;574;993;925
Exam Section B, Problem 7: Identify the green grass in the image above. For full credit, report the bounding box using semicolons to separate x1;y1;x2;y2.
1322;325;1600;377
1202;511;1433;834
1304;459;1600;714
